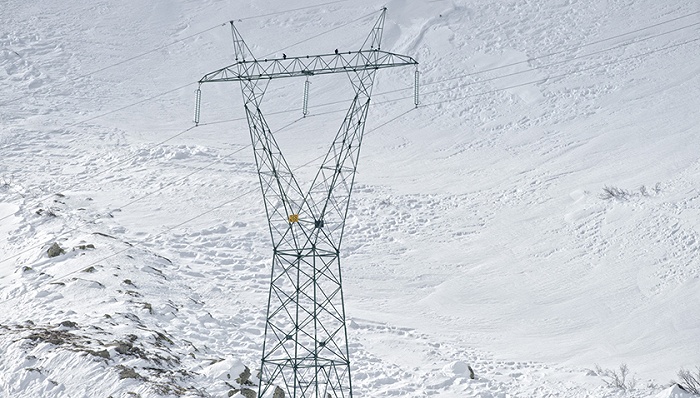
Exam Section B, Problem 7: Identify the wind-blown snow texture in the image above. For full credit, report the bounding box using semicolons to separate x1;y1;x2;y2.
1;0;699;397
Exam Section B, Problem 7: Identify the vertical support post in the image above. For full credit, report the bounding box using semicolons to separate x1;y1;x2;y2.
303;78;310;118
361;7;387;51
414;68;420;108
230;20;255;62
230;21;240;60
194;85;202;125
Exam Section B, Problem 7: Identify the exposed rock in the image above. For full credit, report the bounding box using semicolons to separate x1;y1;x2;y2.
87;349;110;359
118;366;142;380
36;208;57;217
47;242;65;258
59;320;78;329
25;328;78;345
240;388;256;398
273;386;285;398
153;330;173;346
236;366;252;385
114;342;133;355
229;388;256;398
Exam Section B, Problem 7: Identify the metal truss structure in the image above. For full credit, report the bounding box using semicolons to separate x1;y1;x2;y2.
197;9;417;398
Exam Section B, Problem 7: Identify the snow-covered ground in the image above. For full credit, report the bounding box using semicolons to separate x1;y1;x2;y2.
1;0;699;396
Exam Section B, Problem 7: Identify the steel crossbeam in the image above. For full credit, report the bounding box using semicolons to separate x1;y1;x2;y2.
199;50;417;83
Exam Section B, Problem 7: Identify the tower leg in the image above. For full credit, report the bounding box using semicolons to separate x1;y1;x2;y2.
222;10;389;398
248;76;376;397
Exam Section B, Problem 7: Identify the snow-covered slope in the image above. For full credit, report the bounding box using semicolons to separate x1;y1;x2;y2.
2;0;699;396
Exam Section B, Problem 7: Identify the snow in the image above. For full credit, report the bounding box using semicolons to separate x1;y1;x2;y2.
654;385;696;398
2;0;700;396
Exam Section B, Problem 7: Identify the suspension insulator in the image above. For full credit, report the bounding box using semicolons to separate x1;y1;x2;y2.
194;86;202;125
303;78;310;117
414;68;420;108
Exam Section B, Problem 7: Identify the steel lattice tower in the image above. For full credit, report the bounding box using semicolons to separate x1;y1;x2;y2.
196;9;417;398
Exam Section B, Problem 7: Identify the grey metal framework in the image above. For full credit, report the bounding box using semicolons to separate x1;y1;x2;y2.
197;9;417;398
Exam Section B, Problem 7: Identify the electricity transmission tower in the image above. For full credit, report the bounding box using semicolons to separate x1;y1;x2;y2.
196;9;417;398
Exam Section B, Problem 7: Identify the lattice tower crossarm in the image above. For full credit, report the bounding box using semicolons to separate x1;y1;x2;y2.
197;8;417;398
198;50;417;83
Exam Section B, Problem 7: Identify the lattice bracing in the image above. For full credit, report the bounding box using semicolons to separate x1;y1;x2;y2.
199;50;417;83
197;8;417;398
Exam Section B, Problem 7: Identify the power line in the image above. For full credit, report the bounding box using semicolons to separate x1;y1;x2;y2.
207;23;700;126
197;36;700;174
69;83;197;127
0;10;375;222
0;26;222;108
238;0;351;22
0;105;413;314
68;25;700;178
0;117;302;268
101;36;700;281
376;19;700;97
1;32;697;307
406;25;700;101
74;26;225;82
0;123;199;226
5;7;692;121
0;117;315;309
77;0;355;79
468;10;700;77
1;12;697;271
412;37;700;108
0;0;354;107
216;19;700;118
0;8;378;226
262;10;377;58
